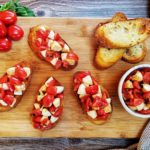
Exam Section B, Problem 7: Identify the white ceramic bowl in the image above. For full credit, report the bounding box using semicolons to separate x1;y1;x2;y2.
118;64;150;118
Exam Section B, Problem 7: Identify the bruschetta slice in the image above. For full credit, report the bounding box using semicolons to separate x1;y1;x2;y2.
31;77;64;130
28;25;79;70
0;61;32;112
73;71;112;124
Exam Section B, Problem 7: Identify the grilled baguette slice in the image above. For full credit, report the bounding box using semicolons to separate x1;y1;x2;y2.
95;18;150;48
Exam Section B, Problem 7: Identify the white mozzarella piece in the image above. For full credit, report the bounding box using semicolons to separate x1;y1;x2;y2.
40;26;46;31
56;86;64;94
40;50;47;58
42;108;51;117
106;98;111;104
34;103;40;109
53;98;60;107
45;77;54;87
104;104;112;113
10;98;16;107
51;41;62;51
0;99;7;106
50;115;59;123
142;84;150;92
61;53;68;60
14;90;22;95
50;57;58;66
87;110;97;119
37;94;45;101
77;84;86;95
48;39;53;47
131;71;143;82
124;80;133;88
62;44;70;52
82;75;93;85
15;83;26;91
23;67;31;77
7;67;15;76
2;83;9;90
136;103;145;111
48;31;55;40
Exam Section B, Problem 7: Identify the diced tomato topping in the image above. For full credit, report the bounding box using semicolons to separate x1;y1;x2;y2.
53;52;60;58
80;95;90;103
53;106;63;117
73;83;80;92
3;95;14;105
143;92;150;101
57;93;64;99
10;76;22;85
93;97;108;109
97;113;109;120
62;60;69;68
0;75;8;83
35;39;41;47
46;86;57;96
36;29;49;40
133;81;141;89
122;89;134;100
41;117;49;125
15;65;27;80
32;109;42;117
46;79;56;87
33;122;41;129
34;116;42;123
0;88;5;99
127;98;143;107
7;83;15;92
42;95;54;107
139;109;150;114
54;33;60;41
84;98;92;112
86;85;98;95
55;60;62;69
49;105;57;114
143;72;150;84
58;39;65;47
45;50;53;61
133;89;143;99
67;52;79;61
97;109;106;116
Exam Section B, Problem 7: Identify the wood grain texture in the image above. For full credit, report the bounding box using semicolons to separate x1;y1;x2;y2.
0;17;149;139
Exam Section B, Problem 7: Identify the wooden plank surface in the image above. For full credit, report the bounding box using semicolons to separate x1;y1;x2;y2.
0;17;149;139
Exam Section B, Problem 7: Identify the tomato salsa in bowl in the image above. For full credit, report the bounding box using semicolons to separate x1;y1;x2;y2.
118;64;150;118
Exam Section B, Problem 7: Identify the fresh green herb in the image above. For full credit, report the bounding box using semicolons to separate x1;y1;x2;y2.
0;0;36;17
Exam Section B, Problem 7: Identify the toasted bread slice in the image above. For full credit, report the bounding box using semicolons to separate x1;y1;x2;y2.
95;18;150;48
95;47;125;69
123;43;146;63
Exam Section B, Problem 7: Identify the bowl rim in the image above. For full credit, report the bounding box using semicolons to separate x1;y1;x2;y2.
118;64;150;118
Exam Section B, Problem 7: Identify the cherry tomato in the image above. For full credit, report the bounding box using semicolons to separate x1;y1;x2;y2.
15;65;27;80
86;85;98;95
0;21;7;37
8;25;24;41
46;86;57;96
42;95;54;107
4;95;14;105
0;11;17;25
0;37;12;52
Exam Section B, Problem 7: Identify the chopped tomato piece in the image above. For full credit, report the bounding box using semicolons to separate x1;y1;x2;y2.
86;85;98;95
93;97;108;109
139;109;150;114
49;105;56;114
0;88;5;99
73;83;80;92
42;95;54;107
127;98;143;107
122;89;134;100
46;86;57;96
58;39;65;47
33;122;41;129
67;52;79;61
62;60;69;68
133;81;141;89
46;79;56;87
10;76;22;85
15;65;27;80
85;98;92;112
97;113;109;120
36;29;49;40
57;93;64;99
54;33;60;41
32;109;42;117
97;109;106;116
133;89;142;99
143;72;150;84
80;95;90;103
55;60;62;69
143;92;150;101
53;106;63;117
34;116;42;122
3;95;14;105
0;75;8;83
41;117;49;125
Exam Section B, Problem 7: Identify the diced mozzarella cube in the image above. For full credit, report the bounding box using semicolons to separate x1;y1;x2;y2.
50;115;58;123
40;50;47;58
106;98;111;104
37;94;45;101
61;53;67;60
82;75;93;85
51;41;62;51
104;104;112;113
14;90;22;95
7;67;15;76
48;31;55;40
56;86;64;94
136;103;145;111
142;84;150;92
10;98;16;107
42;108;51;117
48;40;53;47
50;57;58;66
77;84;86;95
23;67;31;77
2;83;9;90
45;77;54;87
131;71;143;82
87;110;97;119
15;83;26;91
34;103;40;109
0;99;7;106
53;98;60;107
124;80;133;88
62;44;70;52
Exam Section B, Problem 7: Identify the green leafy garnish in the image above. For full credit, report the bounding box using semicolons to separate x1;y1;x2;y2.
0;0;36;17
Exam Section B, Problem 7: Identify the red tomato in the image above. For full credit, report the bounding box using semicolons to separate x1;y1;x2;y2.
85;98;92;111
133;89;143;99
143;72;150;84
33;122;41;129
46;86;57;96
54;33;60;41
32;109;42;117
0;88;5;99
15;65;27;80
58;39;65;47
42;95;54;107
67;52;79;61
139;109;150;114
53;106;63;117
4;95;14;105
97;113;109;120
97;109;106;116
143;92;150;101
122;89;134;100
55;60;62;69
10;76;22;85
36;29;49;40
133;81;141;89
57;93;64;99
0;37;12;52
0;75;8;83
34;116;42;123
49;105;57;113
8;25;24;41
0;11;17;25
62;60;69;68
86;85;98;95
127;98;143;107
0;21;7;37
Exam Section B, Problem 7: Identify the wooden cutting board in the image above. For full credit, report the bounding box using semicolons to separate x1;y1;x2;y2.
0;17;149;138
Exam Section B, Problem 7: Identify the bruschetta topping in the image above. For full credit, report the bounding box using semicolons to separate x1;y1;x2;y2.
122;68;150;114
73;71;112;121
30;26;79;69
31;77;64;130
0;65;31;107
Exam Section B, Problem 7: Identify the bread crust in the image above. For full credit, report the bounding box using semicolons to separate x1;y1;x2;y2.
0;61;32;112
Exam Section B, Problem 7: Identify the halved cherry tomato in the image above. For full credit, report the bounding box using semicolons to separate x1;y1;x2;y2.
8;25;24;41
86;85;98;95
67;52;79;61
42;95;54;107
0;11;17;25
53;106;63;117
127;98;143;107
0;21;7;37
3;95;14;105
143;72;150;84
15;65;27;80
0;37;12;52
46;86;57;96
10;76;22;85
0;88;5;99
0;75;8;83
